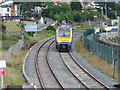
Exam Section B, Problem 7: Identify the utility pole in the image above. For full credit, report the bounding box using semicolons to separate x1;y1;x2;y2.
100;7;103;29
21;24;24;49
105;0;107;24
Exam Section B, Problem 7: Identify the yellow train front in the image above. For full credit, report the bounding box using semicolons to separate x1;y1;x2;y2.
56;25;72;51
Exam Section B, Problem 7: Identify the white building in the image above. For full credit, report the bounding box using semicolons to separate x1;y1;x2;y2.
34;6;42;14
0;0;23;20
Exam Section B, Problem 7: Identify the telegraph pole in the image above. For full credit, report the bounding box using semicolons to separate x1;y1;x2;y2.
21;24;24;49
100;7;103;29
105;0;107;24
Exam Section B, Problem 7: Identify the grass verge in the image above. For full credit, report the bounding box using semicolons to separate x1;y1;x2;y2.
0;50;6;60
0;29;56;88
76;35;118;81
76;25;94;30
2;21;21;32
0;49;28;88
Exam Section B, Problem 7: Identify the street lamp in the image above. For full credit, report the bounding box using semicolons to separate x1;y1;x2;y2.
105;0;107;24
100;7;103;28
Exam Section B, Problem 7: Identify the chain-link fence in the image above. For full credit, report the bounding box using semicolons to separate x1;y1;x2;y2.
82;28;119;67
2;40;22;62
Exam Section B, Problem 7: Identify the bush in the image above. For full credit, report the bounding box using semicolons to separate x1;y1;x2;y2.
46;26;55;31
99;28;106;33
8;34;22;41
1;33;8;40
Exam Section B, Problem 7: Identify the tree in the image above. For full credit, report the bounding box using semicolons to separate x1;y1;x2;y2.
58;2;71;13
70;1;82;11
73;11;82;22
53;14;60;21
59;12;68;21
108;10;115;19
66;12;73;20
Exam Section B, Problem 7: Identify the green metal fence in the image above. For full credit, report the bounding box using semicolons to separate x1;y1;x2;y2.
83;28;119;66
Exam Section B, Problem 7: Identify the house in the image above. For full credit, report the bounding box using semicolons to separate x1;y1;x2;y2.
0;0;24;21
34;6;42;14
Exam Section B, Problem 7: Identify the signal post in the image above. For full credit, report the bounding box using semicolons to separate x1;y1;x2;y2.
21;23;24;48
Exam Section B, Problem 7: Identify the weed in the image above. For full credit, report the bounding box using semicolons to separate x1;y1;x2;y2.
7;62;12;67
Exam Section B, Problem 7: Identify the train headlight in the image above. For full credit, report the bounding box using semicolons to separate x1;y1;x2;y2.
68;42;71;45
57;41;61;44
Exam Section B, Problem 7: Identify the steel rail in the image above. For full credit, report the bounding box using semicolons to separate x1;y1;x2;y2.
69;32;110;89
68;52;110;90
59;52;89;89
46;40;64;89
35;37;54;89
59;33;109;89
34;30;81;89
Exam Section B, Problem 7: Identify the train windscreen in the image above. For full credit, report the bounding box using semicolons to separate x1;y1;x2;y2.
58;27;70;38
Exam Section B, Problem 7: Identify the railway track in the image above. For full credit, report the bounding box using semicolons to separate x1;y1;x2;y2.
34;31;82;88
59;52;110;89
34;31;110;89
35;37;64;89
58;33;110;89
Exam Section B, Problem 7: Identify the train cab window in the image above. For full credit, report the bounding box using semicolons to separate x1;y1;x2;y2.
58;27;70;38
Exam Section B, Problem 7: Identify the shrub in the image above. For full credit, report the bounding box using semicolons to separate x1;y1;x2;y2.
1;33;8;40
46;26;55;31
99;27;106;33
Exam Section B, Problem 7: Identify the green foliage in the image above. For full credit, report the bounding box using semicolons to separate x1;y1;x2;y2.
42;2;71;19
108;10;115;19
0;32;29;50
2;41;17;50
46;26;55;31
42;9;51;18
21;45;27;50
66;12;73;20
53;14;60;20
99;28;106;33
76;25;94;30
58;2;71;13
42;2;99;22
27;32;35;37
70;1;82;11
37;30;55;38
7;62;12;67
1;24;6;31
95;2;120;19
8;34;22;41
73;11;82;22
0;33;8;40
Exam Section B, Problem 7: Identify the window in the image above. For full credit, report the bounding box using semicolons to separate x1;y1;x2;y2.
12;13;14;16
17;5;20;11
12;6;14;11
17;12;19;16
58;27;70;38
5;14;9;16
7;8;9;12
15;5;17;11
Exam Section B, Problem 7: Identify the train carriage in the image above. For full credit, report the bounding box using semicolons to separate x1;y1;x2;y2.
56;25;72;51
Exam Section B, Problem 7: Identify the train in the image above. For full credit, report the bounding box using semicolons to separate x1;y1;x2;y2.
55;25;72;51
